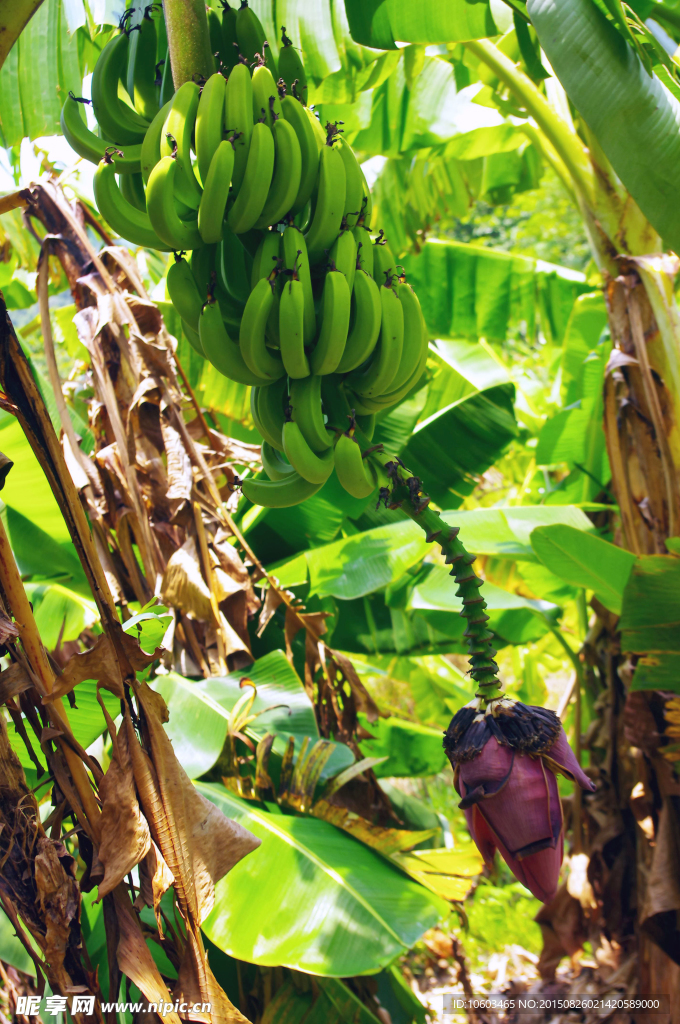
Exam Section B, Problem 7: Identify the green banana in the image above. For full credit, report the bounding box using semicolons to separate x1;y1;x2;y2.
353;224;373;277
92;31;150;145
126;6;159;122
255;377;288;450
235;1;275;72
167;255;203;331
227;121;275;233
310;270;351;375
335;269;381;373
358;413;375;440
251;230;282;287
336;136;364;229
304;136;346;263
224;60;253;193
199;299;265;385
360;168;373;227
279;275;309;378
348;277;404;397
119;171;147;212
372;233;396;286
198;139;235;244
289;375;334;451
252;63;282;128
221;2;239;72
141;98;172;183
387;279;427;393
160;82;202;209
239;276;285;380
188;244;214;297
182;318;204;356
254;115;301;228
208;8;223;60
278;27;308;105
281;94;319;213
305;106;326;148
261;442;295;480
61;95;142;173
146;154;202;250
94;156;170;250
241;472;323;508
333;432;376;498
283;420;334;483
329;229;356;293
281;225;315;343
219;225;252;305
196;72;227;185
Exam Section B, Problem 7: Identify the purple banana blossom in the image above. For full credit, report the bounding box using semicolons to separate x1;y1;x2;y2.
454;723;596;903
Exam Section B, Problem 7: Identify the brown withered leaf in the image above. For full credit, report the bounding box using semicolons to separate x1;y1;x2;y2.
175;937;250;1024
535;883;588;980
257;587;284;637
327;648;382;724
641;796;680;964
44;625;161;703
34;838;80;988
113;888;182;1024
0;608;19;646
137;841;174;928
161;537;212;621
0;661;32;702
160;413;193;504
97;720;151;899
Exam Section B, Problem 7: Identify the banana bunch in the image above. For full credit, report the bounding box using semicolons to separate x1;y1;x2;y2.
62;2;430;509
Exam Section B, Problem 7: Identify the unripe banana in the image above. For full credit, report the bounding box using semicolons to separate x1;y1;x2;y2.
310;270;351;376
119;171;146;212
199;299;265;386
255;377;288;450
182;318;205;356
92;31;150;145
196;72;227;185
336;136;364;229
279;276;309;379
283;420;334;484
61;94;142;172
254;115;302;228
304;136;346;264
126;7;159;122
335;269;381;373
252;64;282;128
94;156;170;250
278;28;308;105
241;471;323;508
261;442;295;480
251;230;282;288
387;279;427;394
281;225;315;343
235;2;272;68
220;225;252;305
240;276;285;380
329;229;356;293
334;432;376;498
289;375;334;451
281;94;320;213
372;233;396;287
146;154;202;250
360;167;373;227
304;106;326;149
141;98;172;183
352;224;373;277
227;121;275;234
167;255;203;331
221;3;239;72
198;139;235;244
348;277;404;397
224;61;253;193
160;82;202;209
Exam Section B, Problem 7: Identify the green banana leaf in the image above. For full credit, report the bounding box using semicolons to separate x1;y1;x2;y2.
198;783;448;976
154;650;354;780
531;524;636;614
620;554;680;692
356;714;447;777
528;0;680;252
344;0;496;49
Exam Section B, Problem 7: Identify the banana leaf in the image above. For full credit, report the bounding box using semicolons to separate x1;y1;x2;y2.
198;783;448;976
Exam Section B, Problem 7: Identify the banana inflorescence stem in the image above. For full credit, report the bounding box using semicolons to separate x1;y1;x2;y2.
379;461;503;704
164;0;215;88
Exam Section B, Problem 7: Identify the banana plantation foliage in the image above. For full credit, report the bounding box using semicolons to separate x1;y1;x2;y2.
0;0;679;1020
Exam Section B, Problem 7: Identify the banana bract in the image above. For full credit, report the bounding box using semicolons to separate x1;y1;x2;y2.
77;10;429;508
